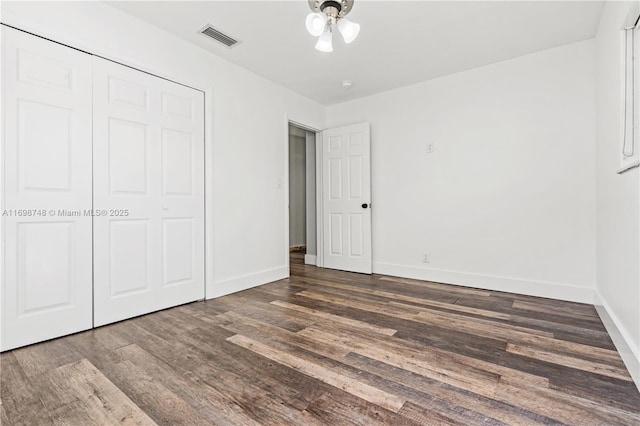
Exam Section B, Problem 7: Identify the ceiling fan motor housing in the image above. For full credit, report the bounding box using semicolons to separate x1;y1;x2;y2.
308;0;354;19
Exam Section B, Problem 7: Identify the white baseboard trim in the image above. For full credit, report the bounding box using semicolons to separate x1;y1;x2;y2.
593;290;640;391
207;265;288;299
304;254;317;265
372;262;594;304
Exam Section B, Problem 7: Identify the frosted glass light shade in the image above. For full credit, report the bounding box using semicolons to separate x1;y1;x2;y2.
315;31;333;52
306;12;327;37
337;18;360;43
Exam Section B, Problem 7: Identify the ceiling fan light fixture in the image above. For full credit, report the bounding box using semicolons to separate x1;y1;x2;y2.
337;18;360;44
315;30;333;52
306;0;359;52
306;12;327;37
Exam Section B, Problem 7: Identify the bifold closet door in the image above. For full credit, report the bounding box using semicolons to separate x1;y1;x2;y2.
1;27;93;351
92;57;205;326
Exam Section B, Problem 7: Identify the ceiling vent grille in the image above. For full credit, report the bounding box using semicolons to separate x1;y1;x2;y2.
200;25;238;47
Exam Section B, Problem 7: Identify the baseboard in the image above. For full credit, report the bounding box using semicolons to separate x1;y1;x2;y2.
594;290;640;391
304;254;317;265
207;265;288;299
372;262;594;304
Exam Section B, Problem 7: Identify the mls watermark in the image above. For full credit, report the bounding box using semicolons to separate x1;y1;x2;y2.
2;209;130;217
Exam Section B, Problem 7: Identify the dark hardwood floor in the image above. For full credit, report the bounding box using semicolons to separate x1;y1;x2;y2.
2;253;639;425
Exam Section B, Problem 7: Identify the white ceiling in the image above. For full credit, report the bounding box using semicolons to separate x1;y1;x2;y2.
107;1;604;105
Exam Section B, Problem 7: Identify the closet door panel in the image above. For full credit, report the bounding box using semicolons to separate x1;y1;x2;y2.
92;57;204;326
1;27;93;351
155;76;204;310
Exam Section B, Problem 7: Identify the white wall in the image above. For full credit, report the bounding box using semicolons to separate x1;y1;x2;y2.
594;0;640;387
0;1;325;298
326;40;597;303
288;130;306;247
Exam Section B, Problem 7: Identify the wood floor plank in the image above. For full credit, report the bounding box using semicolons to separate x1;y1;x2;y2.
215;294;310;333
217;310;352;358
95;358;208;425
112;320;211;374
510;333;624;365
378;276;493;296
43;359;156;425
303;277;511;319
297;326;502;397
207;369;323;425
300;324;550;386
304;391;421;426
0;352;57;425
298;274;461;306
270;299;398;335
343;352;562;426
176;325;336;414
508;314;612;341
296;288;556;341
397;401;486;426
110;344;262;426
506;343;632;382
227;334;406;413
547;372;640;415
0;401;10;426
191;354;328;417
163;311;338;414
396;325;639;412
512;300;601;319
495;376;640;425
12;339;84;377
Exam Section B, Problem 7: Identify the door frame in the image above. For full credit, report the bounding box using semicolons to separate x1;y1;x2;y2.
284;118;323;274
284;120;374;275
0;20;214;299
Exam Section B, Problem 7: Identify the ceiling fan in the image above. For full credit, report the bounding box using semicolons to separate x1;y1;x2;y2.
305;0;360;52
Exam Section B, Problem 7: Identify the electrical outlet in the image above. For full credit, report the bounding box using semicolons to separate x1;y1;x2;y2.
426;142;435;154
422;252;430;263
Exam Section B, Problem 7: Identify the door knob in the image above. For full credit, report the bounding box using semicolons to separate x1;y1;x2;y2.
361;203;369;209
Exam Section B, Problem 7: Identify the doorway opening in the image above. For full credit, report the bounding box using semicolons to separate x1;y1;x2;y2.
288;123;318;266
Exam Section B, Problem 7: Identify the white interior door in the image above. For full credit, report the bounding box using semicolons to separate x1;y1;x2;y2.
321;122;372;274
92;57;205;326
1;27;93;350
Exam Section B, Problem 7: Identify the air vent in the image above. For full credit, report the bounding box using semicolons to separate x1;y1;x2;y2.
200;25;238;47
